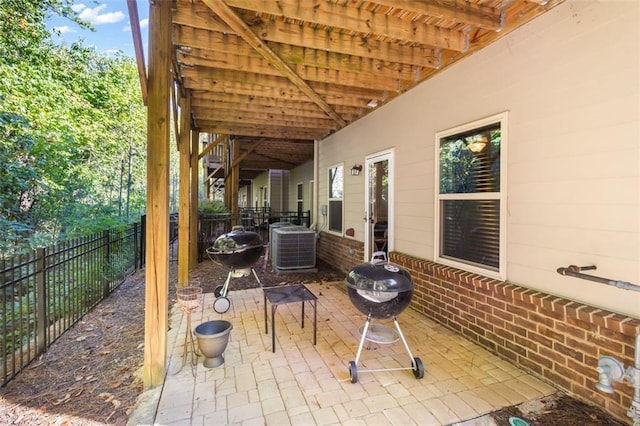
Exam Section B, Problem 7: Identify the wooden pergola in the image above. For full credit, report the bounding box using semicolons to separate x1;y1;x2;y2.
129;0;564;389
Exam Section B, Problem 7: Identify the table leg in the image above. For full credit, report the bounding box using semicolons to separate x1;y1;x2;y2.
264;292;267;334
313;299;317;345
301;301;305;329
271;304;276;353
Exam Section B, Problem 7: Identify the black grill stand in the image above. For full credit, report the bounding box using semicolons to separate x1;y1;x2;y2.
348;314;424;383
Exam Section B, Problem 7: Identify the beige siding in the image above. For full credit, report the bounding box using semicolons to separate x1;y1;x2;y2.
318;0;639;316
288;160;313;212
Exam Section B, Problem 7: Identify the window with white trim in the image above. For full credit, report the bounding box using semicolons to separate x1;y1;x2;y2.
297;183;304;216
328;164;343;233
435;112;507;278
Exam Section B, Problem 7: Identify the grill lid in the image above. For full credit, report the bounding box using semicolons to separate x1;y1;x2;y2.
213;229;263;254
345;261;413;293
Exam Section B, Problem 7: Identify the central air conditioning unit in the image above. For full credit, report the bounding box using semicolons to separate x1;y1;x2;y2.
271;226;316;271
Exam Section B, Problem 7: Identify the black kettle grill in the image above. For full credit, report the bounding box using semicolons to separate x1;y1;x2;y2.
206;226;264;313
345;254;424;383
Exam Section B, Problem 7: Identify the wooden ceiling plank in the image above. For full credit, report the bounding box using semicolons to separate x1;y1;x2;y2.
179;45;425;81
226;0;470;50
201;0;347;127
247;20;441;67
174;19;439;69
370;0;502;30
178;54;403;93
190;92;363;116
192;108;337;128
232;138;266;168
197;122;324;140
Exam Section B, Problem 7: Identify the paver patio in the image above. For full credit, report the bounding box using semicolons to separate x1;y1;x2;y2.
151;281;555;425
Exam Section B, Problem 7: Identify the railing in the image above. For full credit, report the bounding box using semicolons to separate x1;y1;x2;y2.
0;224;140;386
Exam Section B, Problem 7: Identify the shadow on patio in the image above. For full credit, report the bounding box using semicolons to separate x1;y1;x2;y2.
131;280;556;425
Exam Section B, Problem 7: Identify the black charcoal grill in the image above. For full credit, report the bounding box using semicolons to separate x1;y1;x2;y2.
206;226;264;313
345;256;424;383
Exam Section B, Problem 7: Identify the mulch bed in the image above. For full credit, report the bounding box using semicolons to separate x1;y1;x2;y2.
0;255;628;425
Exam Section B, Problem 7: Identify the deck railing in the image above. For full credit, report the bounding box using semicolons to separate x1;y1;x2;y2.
0;224;140;386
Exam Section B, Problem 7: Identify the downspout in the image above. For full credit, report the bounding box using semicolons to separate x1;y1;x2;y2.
310;139;319;231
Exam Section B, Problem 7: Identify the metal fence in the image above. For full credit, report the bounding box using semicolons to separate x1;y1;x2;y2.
0;224;140;386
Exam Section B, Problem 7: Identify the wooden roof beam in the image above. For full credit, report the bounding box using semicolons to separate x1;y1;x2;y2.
201;0;346;127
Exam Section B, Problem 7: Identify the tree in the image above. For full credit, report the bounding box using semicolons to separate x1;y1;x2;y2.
0;1;147;255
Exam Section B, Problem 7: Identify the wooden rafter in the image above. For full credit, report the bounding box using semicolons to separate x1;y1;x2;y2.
200;0;347;127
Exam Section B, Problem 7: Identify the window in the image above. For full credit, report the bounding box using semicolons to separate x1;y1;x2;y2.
297;183;304;216
328;164;343;233
435;112;507;278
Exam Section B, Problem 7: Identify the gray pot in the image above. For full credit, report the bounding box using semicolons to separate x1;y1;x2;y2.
194;320;233;368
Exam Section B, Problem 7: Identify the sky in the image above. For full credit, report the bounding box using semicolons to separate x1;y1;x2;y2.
47;1;150;58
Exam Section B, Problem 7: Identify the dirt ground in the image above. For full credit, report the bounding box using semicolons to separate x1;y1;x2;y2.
0;255;629;425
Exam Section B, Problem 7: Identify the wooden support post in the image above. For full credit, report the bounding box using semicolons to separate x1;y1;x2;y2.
231;139;240;219
177;92;191;287
144;0;171;390
190;129;200;270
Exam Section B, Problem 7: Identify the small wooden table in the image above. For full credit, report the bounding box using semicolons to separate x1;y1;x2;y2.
263;284;317;353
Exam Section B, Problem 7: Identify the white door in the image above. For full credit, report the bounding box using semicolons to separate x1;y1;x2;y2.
364;150;393;262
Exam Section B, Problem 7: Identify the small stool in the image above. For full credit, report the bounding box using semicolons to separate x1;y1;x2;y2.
263;284;317;353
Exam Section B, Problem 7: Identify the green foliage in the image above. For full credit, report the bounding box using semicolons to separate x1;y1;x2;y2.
198;199;229;215
0;2;147;255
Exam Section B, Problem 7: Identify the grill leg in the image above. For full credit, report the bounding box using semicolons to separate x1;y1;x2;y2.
393;316;416;365
354;315;372;365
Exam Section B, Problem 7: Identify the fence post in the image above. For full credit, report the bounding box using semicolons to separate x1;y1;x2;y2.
140;214;146;269
103;230;111;298
35;248;47;352
133;222;139;271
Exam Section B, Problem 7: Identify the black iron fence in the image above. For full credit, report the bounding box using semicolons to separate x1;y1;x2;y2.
1;208;312;385
0;224;140;386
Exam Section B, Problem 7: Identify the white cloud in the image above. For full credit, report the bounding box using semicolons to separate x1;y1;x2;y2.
53;26;76;35
71;3;87;13
77;4;125;25
122;18;148;33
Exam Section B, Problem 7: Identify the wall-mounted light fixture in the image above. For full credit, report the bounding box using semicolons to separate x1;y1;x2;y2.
465;135;488;153
351;164;363;176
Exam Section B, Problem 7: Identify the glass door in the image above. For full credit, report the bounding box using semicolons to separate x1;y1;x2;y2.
364;150;393;262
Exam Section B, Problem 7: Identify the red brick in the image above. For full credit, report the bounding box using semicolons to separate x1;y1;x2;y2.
555;363;585;386
567;357;595;378
586;334;623;354
497;345;519;362
494;309;514;322
514;335;537;351
543;369;572;391
486;297;506;311
565;336;597;357
538;324;565;343
505;340;528;356
528;311;556;328
528;331;553;349
506;322;527;338
519;356;543;375
555;321;586;340
553;342;584;363
527;351;553;369
514;316;537;332
539;345;568;365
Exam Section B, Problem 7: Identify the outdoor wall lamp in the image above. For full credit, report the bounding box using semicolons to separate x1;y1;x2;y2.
466;135;488;153
351;164;362;176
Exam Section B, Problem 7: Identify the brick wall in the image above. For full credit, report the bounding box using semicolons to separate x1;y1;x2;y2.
315;237;639;424
390;251;639;424
316;231;364;274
